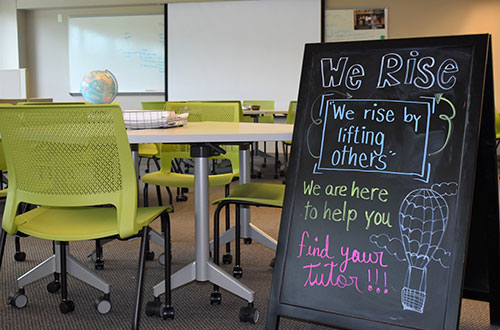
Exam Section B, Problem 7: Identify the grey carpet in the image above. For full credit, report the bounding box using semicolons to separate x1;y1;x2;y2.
0;160;499;330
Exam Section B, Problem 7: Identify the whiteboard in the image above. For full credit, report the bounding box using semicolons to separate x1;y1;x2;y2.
68;15;164;93
168;0;320;110
325;8;388;42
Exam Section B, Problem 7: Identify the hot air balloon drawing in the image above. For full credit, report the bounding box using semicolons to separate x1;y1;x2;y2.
398;188;449;313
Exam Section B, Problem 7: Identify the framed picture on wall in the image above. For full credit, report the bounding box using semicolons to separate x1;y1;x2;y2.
321;5;388;42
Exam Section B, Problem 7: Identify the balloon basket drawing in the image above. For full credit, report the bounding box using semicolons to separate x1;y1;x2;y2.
401;266;427;313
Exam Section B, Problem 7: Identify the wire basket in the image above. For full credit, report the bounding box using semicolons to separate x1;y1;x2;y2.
122;110;188;129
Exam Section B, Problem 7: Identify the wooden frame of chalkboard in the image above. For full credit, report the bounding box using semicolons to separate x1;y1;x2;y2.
266;34;496;330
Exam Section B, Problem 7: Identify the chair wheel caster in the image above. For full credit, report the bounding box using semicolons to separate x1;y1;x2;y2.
222;254;232;264
210;292;222;305
146;299;175;320
158;253;166;265
8;290;27;309
94;259;104;270
59;300;75;314
270;257;275;268
14;252;26;262
244;238;252;245
233;266;243;278
146;251;155;261
176;195;188;202
181;188;189;194
239;303;259;323
47;281;61;293
95;296;111;314
89;251;97;262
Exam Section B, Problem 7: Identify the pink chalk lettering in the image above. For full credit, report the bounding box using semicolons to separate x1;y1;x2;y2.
297;231;335;260
339;246;388;273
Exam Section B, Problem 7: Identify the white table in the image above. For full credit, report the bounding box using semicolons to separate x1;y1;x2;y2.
127;121;293;307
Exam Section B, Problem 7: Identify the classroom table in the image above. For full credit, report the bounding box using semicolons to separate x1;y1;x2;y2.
127;121;293;310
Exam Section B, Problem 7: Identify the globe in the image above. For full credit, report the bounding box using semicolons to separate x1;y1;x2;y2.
80;70;118;104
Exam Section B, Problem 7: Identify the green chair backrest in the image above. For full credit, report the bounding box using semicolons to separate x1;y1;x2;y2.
0;139;6;171
495;108;500;137
185;102;241;123
286;101;297;125
18;102;90;105
0;105;139;238
243;100;274;123
188;100;243;122
160;102;241;175
141;101;168;110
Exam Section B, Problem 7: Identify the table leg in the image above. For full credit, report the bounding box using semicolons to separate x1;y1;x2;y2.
152;145;254;303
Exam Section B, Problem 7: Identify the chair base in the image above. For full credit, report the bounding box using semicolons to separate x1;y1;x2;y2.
17;242;110;294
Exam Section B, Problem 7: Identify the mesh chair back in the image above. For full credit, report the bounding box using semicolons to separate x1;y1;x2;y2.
0;140;6;171
243;100;274;123
286;101;297;125
141;101;167;110
0;105;138;237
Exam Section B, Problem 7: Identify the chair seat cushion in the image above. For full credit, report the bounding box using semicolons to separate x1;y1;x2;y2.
15;205;166;241
0;188;6;198
212;183;285;207
142;171;236;188
139;143;159;158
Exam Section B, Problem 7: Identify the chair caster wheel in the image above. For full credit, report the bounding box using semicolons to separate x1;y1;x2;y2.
146;299;162;317
146;299;175;320
181;188;189;194
239;303;259;323
14;252;26;262
158;253;165;265
270;257;275;268
222;254;232;264
244;238;252;245
94;259;104;270
162;306;175;320
145;251;155;261
59;300;75;314
95;296;111;314
210;292;222;305
176;195;188;202
47;281;61;293
8;290;27;309
233;266;243;278
89;251;97;262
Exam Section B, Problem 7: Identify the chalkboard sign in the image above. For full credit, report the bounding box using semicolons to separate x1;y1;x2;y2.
266;34;495;330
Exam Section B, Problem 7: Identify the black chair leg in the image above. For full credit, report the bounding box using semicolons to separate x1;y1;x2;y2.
211;203;224;303
143;183;149;207
161;213;173;313
14;235;26;262
233;204;243;278
224;185;232;263
59;241;75;314
95;239;104;270
0;229;7;270
133;227;149;330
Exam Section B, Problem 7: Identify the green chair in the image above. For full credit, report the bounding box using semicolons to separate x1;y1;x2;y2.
142;102;241;264
0;105;174;329
142;102;241;207
17;102;89;105
1;138;28;262
140;101;167;110
212;182;285;279
282;101;297;175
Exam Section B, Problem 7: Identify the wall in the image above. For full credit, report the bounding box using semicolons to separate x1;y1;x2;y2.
325;0;500;109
